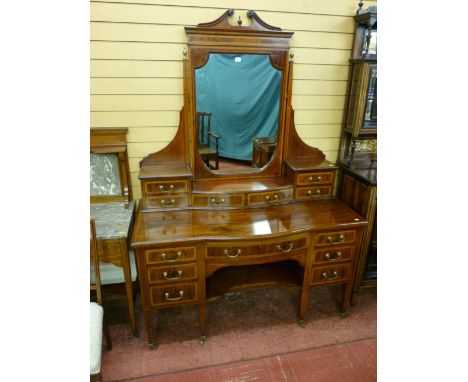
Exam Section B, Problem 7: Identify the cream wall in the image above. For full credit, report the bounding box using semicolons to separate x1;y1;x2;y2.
90;0;377;199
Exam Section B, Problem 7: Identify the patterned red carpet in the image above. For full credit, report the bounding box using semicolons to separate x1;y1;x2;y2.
101;286;377;381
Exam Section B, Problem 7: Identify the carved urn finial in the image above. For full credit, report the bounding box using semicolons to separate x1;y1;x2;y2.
357;1;365;15
237;15;242;26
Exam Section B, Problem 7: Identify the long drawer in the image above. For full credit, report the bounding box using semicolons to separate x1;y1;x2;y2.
149;282;198;307
192;193;244;207
206;234;308;259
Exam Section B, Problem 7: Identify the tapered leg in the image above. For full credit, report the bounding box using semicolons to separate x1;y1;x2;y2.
297;286;309;327
199;302;206;345
121;242;138;336
340;283;353;318
144;310;156;349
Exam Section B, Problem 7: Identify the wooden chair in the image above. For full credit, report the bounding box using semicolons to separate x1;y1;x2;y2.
90;219;112;382
197;112;220;170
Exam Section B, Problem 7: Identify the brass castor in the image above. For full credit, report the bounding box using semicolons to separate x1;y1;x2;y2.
340;311;349;318
133;329;140;338
200;336;206;346
297;318;305;328
149;340;157;349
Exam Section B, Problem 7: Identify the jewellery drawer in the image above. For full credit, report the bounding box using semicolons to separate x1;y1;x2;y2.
149;282;198;307
147;263;197;284
192;193;244;208
247;188;293;206
315;230;356;246
143;180;189;194
206;234;308;259
145;194;189;209
145;246;196;265
310;263;350;285
295;186;332;199
313;246;354;264
297;171;335;186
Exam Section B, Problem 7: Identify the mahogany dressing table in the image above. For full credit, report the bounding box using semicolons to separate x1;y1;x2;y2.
130;10;368;348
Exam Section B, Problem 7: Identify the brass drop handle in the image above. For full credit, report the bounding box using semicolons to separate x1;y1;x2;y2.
308;176;322;183
327;234;344;244
307;189;321;196
160;251;182;262
276;243;294;253
160;199;176;206
162;269;183;280
164;290;184;301
322;271;339;281
159;184;175;192
325;252;342;261
210;198;226;205
265;194;279;202
224;248;242;258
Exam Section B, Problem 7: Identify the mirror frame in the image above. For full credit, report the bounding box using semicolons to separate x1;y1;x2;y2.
185;9;294;180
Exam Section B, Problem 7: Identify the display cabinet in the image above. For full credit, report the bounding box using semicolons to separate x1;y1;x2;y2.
337;3;377;304
131;9;368;348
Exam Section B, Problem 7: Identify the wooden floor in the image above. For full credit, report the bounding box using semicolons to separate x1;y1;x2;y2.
101;286;377;382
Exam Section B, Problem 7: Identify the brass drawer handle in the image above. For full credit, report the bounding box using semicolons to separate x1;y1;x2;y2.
160;199;176;206
327;234;344;244
265;194;279;202
307;189;321;196
164;290;184;301
308;176;322;183
325;252;342;261
224;248;242;258
159;184;175;192
210;197;226;205
160;251;182;262
276;243;294;253
162;269;183;280
322;271;339;281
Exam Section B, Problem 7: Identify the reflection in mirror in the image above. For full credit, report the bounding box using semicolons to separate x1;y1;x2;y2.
195;53;281;173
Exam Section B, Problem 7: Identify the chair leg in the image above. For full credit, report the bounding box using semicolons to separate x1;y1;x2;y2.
103;316;112;350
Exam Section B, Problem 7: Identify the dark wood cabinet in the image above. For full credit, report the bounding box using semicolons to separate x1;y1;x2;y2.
337;4;377;303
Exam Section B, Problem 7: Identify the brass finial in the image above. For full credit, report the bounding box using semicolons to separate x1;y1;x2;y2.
289;51;295;62
238;16;242;26
183;47;187;60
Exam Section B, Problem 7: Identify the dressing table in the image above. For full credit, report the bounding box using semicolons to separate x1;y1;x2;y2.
130;10;368;348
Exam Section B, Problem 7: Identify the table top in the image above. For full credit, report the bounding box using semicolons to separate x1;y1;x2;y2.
131;199;366;247
90;201;135;239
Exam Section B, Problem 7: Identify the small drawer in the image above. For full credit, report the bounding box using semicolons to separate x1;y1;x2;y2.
192;193;244;207
297;171;335;186
247;188;293;206
206;234;307;259
145;246;196;265
314;246;354;264
315;230;356;246
149;282;198;306
311;264;350;285
295;186;332;199
143;180;189;194
145;194;189;209
147;263;197;284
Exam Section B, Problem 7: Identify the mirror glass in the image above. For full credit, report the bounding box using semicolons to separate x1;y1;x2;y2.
195;53;282;173
90;153;122;196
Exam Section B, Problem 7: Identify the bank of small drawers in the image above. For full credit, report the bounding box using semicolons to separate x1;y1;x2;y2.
206;234;307;260
311;229;357;286
142;179;190;209
144;246;198;307
294;170;336;200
